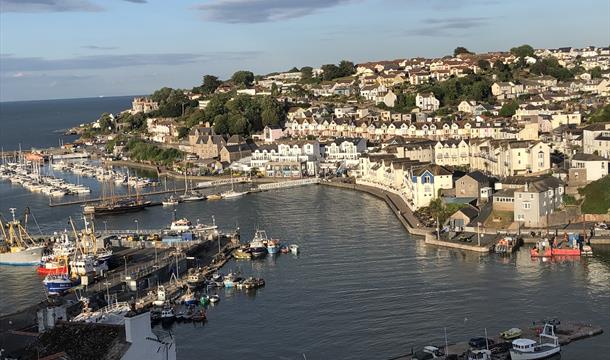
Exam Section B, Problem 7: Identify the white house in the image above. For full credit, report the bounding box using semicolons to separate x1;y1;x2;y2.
416;92;440;111
323;138;367;165
405;164;453;209
571;153;609;182
250;140;321;177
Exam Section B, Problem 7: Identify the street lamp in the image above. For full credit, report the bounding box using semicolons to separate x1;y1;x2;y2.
134;220;139;233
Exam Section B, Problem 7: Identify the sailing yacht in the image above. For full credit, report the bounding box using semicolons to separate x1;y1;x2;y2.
221;170;248;199
180;170;205;202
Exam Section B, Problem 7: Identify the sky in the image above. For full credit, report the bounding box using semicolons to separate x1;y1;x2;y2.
0;0;608;102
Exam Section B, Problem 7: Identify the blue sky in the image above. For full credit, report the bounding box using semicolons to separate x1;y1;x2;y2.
0;0;608;101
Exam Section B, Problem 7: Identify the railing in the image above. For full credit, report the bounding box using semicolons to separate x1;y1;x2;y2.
258;178;320;190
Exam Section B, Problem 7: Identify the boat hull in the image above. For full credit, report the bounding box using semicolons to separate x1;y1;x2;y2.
509;346;560;360
531;248;580;257
37;264;69;275
84;201;150;216
0;246;44;266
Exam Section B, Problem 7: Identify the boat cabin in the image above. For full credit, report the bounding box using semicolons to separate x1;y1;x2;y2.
512;338;537;352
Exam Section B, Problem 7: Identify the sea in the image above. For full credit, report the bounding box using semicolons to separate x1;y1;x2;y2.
0;97;609;359
0;96;134;151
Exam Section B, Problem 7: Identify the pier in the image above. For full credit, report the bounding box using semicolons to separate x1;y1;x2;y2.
256;177;320;191
47;188;186;207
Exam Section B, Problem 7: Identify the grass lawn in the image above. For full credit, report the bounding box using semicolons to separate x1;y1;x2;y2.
579;175;610;214
484;210;514;228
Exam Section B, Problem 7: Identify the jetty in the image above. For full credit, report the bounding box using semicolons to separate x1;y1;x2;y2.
389;320;603;360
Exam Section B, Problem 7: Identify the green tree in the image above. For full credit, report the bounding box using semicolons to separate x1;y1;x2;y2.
228;113;249;135
590;66;602;79
287;66;300;73
231;70;254;88
453;47;473;56
499;100;519;117
338;60;356;77
589;104;610;123
213;114;230;134
177;126;189;139
477;59;490;71
301;66;313;79
201;75;222;94
271;82;280;97
321;64;341;81
510;44;535;58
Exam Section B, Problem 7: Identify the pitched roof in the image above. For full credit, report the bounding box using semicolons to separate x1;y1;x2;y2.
463;170;490;184
412;164;452;176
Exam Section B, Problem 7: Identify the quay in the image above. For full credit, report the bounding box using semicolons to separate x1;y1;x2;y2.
48;188;187;207
0;229;241;357
390;321;603;360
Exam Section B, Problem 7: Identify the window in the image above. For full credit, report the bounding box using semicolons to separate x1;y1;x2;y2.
530;194;534;199
517;214;525;220
523;202;531;209
423;176;431;184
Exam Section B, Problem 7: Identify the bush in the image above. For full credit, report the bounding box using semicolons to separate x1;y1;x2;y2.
579;175;610;214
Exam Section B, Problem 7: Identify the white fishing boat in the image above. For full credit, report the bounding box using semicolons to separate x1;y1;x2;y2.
170;218;192;232
0;208;45;266
509;323;560;360
289;244;300;255
161;195;180;206
152;285;167;307
72;298;132;325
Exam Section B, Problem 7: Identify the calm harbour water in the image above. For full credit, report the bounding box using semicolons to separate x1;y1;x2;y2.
0;96;134;151
0;98;609;359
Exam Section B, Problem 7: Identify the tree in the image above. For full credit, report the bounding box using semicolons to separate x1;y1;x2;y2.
271;82;280;97
453;47;473;57
590;66;603;79
301;66;313;80
287;66;299;73
477;59;491;71
201;75;222;94
177;126;189;139
231;70;254;87
213;114;230;134
338;60;356;77
499;100;519;117
589;104;610;123
321;64;341;81
228;113;249;135
510;44;535;58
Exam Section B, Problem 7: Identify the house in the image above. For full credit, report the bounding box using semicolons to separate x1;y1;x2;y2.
405;164;453;209
263;125;284;143
323;138;367;165
251;140;321;177
469;139;551;177
513;177;564;227
458;101;477;113
570;153;609;182
455;171;491;200
434;140;470;166
382;90;398;107
192;135;226;159
146;118;178;144
130;97;159;114
416;92;440;111
219;143;253;163
447;205;480;231
491;82;524;99
582;122;610;158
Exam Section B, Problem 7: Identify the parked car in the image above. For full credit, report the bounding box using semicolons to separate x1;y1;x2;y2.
468;337;495;349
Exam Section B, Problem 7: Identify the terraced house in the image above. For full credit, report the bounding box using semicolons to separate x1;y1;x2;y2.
469;139;551;177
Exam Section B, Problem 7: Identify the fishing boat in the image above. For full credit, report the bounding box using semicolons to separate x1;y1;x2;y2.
161;195;180;206
223;272;237;288
191;309;207;322
160;306;176;323
170;218;192;232
233;247;252;260
43;273;80;295
179;289;198;306
265;238;280;255
249;231;268;259
152;285;167;307
289;244;300;255
494;236;520;254
186;272;206;288
71;298;132;325
0;208;45;266
509;323;560;360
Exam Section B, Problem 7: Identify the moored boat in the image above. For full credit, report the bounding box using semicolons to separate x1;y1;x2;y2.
43;274;80;295
0;208;45;266
500;327;523;340
289;244;300;255
509;323;560;360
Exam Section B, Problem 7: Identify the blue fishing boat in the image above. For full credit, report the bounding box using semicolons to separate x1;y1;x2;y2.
43;274;80;295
